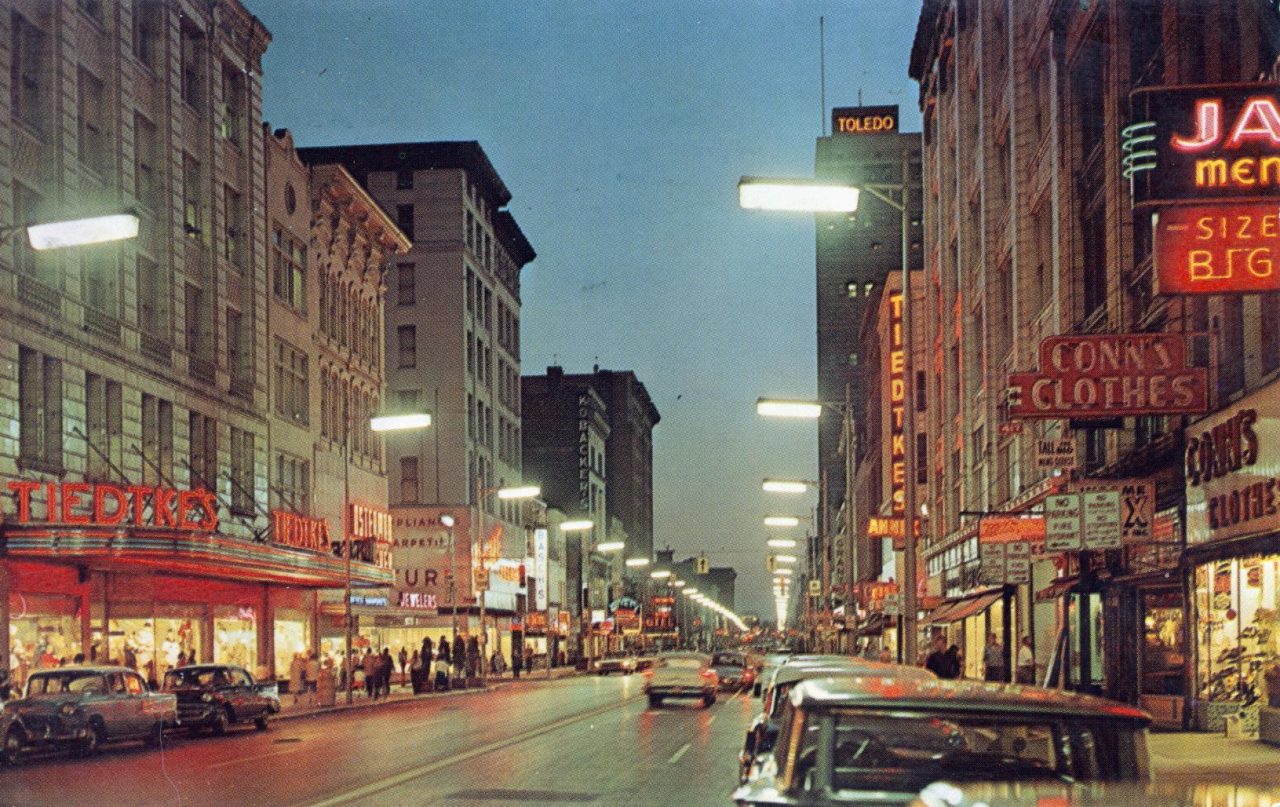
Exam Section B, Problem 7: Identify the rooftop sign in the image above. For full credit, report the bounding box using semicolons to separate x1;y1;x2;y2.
832;105;898;136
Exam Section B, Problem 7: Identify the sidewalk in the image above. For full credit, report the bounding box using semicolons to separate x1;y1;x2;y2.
1149;730;1280;784
270;665;581;722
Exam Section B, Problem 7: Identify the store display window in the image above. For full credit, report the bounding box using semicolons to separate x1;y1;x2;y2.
213;605;257;670
9;593;81;690
273;610;310;681
1194;558;1280;707
107;608;202;685
1140;590;1185;696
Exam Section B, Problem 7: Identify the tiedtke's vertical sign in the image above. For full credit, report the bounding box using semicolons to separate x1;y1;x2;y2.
1185;378;1280;546
1007;333;1208;419
884;291;906;514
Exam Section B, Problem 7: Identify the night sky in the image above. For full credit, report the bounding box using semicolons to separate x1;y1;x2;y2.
254;1;924;621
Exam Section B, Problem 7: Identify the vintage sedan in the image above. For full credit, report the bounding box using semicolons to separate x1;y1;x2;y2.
162;664;277;734
0;665;177;761
593;652;638;675
740;658;936;783
734;677;1151;806
644;651;717;708
712;652;756;691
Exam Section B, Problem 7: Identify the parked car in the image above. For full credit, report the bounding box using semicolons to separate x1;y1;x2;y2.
733;677;1151;805
740;657;936;783
161;664;278;734
634;652;657;672
0;665;177;762
593;653;638;675
912;781;1280;807
644;651;717;708
754;652;792;697
711;652;755;691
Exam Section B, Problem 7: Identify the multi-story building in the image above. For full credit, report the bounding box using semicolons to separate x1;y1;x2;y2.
0;1;392;687
910;0;1279;729
295;141;536;662
267;130;410;672
813;110;923;623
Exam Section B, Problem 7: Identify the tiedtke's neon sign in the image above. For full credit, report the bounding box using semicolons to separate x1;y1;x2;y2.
1126;83;1280;207
7;481;218;531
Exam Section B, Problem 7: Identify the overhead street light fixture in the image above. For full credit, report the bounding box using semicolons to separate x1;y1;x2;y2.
756;398;823;419
497;485;541;500
594;541;625;552
23;211;140;250
369;412;432;432
774;568;793;576
764;516;801;528
672;580;686;588
774;555;798;564
683;588;699;596
762;479;810;494
560;519;595;532
650;569;672;580
738;176;860;213
625;557;650;568
767;538;798;549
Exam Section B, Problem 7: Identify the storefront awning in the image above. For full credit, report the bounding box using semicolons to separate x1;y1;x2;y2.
856;612;889;636
1036;577;1079;602
926;589;1003;624
3;526;393;588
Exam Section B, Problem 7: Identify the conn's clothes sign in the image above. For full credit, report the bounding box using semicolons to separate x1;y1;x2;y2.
1127;83;1280;207
1007;333;1209;419
6;481;218;531
1185;379;1280;546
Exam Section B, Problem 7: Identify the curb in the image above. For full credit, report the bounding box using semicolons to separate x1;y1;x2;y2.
272;682;506;722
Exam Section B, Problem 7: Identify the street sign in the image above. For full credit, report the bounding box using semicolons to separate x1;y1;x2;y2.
472;566;489;592
1035;437;1077;470
1072;478;1155;545
1045;494;1083;551
1083;490;1122;549
980;543;1006;585
1005;541;1031;584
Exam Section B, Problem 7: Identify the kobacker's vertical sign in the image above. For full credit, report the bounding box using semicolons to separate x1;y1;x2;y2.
885;291;906;514
577;393;591;512
534;527;549;611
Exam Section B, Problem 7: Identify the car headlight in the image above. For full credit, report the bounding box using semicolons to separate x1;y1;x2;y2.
59;703;78;717
201;692;214;703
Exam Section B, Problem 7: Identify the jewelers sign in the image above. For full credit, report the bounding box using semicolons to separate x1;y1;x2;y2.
1185;378;1280;546
1007;333;1208;419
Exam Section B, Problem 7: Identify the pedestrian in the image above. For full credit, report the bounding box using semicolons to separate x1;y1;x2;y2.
878;647;893;664
362;649;378;699
452;635;465;681
466;636;480;678
983;633;1006;682
512;646;522;679
306;651;321;696
924;633;954;679
1016;635;1036;684
379;647;394;697
421;637;434;678
523;645;533;674
398;646;408;680
289;652;306;704
945;644;963;679
437;637;452;688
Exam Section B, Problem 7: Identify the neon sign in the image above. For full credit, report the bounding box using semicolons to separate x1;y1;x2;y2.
1127;83;1280;206
271;510;331;552
1153;203;1280;294
885;292;906;516
832;105;898;135
7;481;218;531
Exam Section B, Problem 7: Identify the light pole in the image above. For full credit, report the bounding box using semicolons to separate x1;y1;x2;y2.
441;513;458;648
472;482;540;684
337;411;432;704
741;164;918;663
577;530;617;669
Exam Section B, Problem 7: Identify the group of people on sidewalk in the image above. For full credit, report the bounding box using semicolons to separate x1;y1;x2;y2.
922;631;1036;683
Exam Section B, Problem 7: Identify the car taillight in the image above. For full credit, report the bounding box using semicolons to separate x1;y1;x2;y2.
700;669;717;680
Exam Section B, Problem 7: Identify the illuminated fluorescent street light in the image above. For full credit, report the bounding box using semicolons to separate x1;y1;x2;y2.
26;212;140;251
738;176;860;213
497;485;541;500
560;520;595;532
763;479;809;494
650;570;672;579
756;398;823;419
775;555;798;564
595;541;625;552
672;580;686;588
369;412;432;432
764;516;801;528
625;557;651;568
773;568;793;576
767;538;798;549
683;588;699;596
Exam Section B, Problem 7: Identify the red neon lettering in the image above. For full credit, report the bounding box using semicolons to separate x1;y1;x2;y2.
1225;97;1280;149
127;486;151;526
61;482;91;525
1171;98;1223;152
152;487;177;527
8;480;39;522
177;490;203;530
93;484;127;525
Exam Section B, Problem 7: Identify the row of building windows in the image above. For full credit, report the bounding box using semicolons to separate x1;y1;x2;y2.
318;271;381;370
318;368;381;464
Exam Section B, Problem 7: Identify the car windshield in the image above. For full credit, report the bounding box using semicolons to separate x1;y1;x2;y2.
712;654;744;667
26;671;108;696
163;668;232;688
791;710;1098;795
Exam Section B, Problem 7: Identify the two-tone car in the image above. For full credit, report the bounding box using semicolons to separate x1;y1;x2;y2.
734;677;1151;805
711;652;756;691
161;664;278;735
643;651;717;708
593;652;638;676
740;657;936;783
0;665;177;762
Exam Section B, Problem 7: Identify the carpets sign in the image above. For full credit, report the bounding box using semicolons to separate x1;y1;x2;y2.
1007;333;1208;419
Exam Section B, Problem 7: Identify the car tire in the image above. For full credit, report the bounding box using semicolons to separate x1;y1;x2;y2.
211;706;230;736
144;721;164;748
254;715;269;731
1;726;24;765
703;694;716;708
648;694;662;708
79;723;104;757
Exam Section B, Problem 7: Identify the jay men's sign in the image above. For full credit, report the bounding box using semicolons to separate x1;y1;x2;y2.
1126;83;1280;207
1007;333;1209;419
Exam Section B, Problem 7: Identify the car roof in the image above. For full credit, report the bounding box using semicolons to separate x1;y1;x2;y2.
657;651;709;660
913;781;1280;807
30;665;133;675
167;664;238;672
790;676;1150;723
771;660;934;688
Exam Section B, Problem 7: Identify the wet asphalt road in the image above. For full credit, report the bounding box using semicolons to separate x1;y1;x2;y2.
0;674;757;807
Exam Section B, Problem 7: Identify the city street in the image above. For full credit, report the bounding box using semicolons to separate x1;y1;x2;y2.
0;675;756;807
